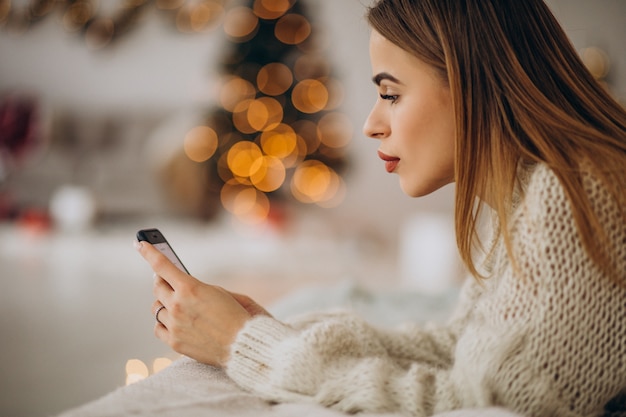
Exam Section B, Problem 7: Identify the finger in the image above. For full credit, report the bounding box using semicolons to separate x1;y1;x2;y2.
151;300;163;314
154;320;168;342
135;240;188;290
153;273;174;291
153;276;175;303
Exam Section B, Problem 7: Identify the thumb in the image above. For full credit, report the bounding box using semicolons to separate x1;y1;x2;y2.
230;292;272;317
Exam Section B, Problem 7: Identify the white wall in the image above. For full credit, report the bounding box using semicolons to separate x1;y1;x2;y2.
0;9;225;112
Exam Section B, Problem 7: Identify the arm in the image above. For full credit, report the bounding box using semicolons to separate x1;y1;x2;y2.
227;313;460;415
225;278;484;415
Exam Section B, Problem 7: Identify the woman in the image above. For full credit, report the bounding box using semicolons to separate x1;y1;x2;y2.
135;0;626;415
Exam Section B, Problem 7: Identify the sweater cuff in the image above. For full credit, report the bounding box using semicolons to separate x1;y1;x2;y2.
226;315;296;394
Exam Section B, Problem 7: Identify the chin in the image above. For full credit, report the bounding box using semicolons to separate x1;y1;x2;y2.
400;178;452;198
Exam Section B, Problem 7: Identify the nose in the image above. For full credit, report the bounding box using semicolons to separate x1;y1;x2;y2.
362;103;389;140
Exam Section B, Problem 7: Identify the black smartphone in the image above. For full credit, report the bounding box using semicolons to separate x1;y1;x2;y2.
136;228;189;274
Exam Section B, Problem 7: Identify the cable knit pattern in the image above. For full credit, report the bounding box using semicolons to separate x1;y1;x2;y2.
227;164;626;416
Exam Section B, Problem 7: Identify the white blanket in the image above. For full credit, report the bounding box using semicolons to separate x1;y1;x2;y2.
57;357;521;417
56;282;522;417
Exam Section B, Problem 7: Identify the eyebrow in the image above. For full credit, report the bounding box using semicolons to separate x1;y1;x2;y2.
372;72;402;86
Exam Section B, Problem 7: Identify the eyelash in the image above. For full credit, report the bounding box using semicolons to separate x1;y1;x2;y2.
380;93;399;103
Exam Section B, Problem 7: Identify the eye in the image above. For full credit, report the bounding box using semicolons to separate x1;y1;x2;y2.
380;93;399;103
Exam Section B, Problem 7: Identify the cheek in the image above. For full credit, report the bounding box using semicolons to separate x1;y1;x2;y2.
430;119;456;174
398;104;456;186
395;106;438;152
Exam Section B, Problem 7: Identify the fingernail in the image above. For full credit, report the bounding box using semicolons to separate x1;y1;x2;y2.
134;240;143;250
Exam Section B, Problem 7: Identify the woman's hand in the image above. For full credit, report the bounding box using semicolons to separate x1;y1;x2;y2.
134;240;271;367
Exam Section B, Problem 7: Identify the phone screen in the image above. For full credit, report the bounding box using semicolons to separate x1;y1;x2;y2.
137;229;189;274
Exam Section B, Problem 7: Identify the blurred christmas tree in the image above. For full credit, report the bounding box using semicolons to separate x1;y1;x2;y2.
183;0;352;225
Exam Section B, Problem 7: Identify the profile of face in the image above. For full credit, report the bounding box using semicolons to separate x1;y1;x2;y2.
363;30;456;198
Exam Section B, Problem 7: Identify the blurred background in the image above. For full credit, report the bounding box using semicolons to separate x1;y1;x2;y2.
0;0;624;416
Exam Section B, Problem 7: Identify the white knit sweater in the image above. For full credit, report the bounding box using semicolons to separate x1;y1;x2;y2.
226;164;626;416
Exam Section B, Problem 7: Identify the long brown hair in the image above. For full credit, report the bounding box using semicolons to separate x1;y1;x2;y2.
367;0;626;281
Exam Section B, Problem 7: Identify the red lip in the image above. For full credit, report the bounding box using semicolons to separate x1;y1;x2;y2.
377;151;400;173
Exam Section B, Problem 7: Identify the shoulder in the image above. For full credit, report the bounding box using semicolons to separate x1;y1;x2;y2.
520;161;622;230
521;162;564;211
511;162;624;278
505;164;583;282
512;163;572;243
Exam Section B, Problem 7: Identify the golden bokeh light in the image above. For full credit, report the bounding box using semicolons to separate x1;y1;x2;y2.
152;357;173;373
291;119;320;154
291;160;342;205
218;144;253;186
253;0;292;20
227;141;264;178
184;125;219;162
175;1;225;33
257;63;293;96
274;13;310;45
123;356;175;386
232;99;257;134
220;180;248;212
250;155;286;192
187;1;225;33
317;112;352;149
317;176;346;208
291;79;328;114
221;182;271;224
246;100;271;131
219;76;256;112
233;97;283;133
125;359;149;385
251;97;283;131
260;124;298;159
232;187;259;215
224;6;258;40
234;188;270;224
217;149;235;182
280;134;308;168
581;46;610;79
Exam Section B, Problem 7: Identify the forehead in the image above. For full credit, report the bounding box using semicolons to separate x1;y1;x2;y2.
368;30;441;84
368;29;396;60
369;29;387;47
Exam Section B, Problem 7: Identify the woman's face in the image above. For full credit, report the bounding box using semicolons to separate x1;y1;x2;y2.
363;30;456;197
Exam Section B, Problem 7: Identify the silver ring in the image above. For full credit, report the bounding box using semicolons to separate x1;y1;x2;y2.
155;305;166;325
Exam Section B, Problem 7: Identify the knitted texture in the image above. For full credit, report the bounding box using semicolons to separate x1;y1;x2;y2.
227;164;626;416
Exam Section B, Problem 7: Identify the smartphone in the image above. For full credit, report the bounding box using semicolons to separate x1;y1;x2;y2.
136;228;189;274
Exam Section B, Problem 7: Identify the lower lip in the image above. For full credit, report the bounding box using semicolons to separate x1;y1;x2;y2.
384;160;399;173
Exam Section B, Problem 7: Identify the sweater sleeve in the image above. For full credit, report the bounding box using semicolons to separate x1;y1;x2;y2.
225;276;483;416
